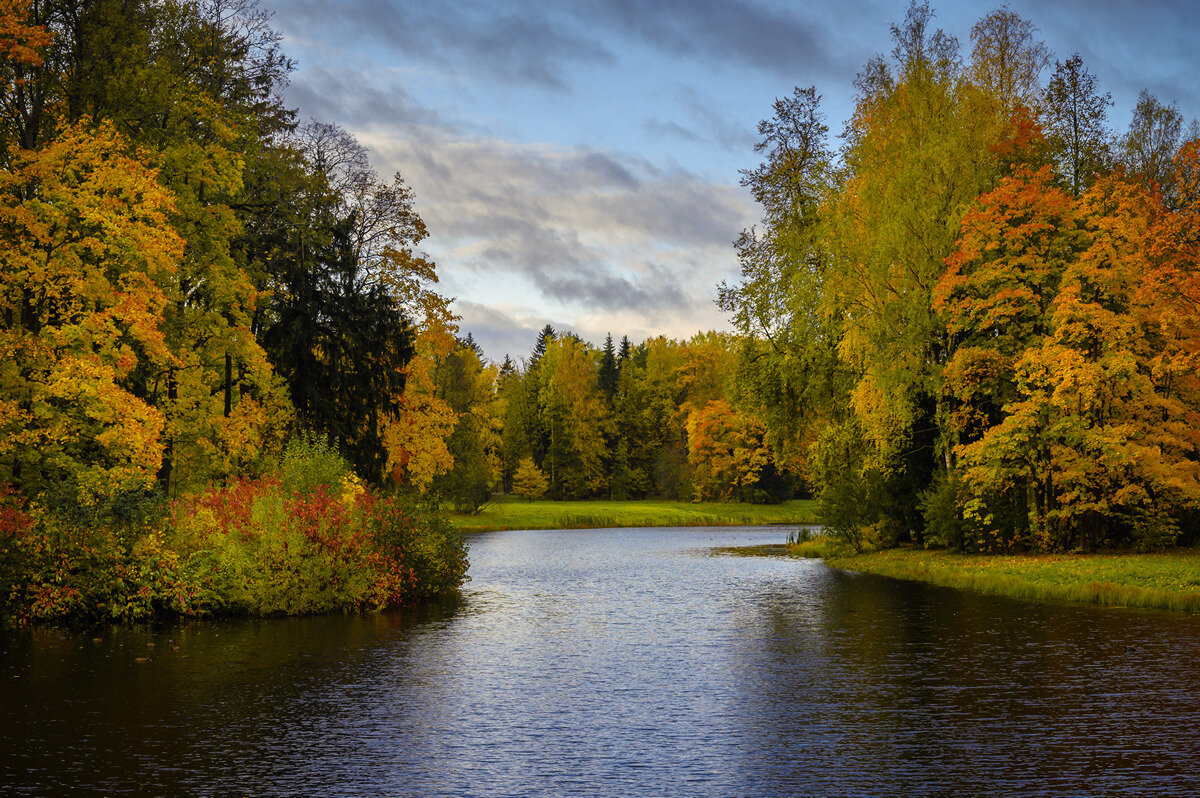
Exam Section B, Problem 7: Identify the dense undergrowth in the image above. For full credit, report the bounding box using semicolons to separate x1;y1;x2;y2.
0;441;468;624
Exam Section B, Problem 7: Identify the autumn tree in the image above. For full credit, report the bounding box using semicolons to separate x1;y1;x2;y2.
936;166;1200;551
808;1;1019;542
431;337;500;513
0;0;51;149
512;457;548;501
686;400;773;503
967;6;1050;111
538;336;608;499
0;121;182;498
933;165;1082;549
718;84;836;470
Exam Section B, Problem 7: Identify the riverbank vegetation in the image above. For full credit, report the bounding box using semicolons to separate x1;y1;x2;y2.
812;542;1200;613
716;536;1200;612
721;3;1200;556
0;437;467;623
823;548;1200;613
448;498;818;533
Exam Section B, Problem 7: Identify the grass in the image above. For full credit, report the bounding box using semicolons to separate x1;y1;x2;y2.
743;537;1200;613
446;497;819;533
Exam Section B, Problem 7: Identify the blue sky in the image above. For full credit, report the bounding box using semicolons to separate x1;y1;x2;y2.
265;0;1200;362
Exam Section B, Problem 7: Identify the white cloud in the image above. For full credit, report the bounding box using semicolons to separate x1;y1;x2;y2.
353;126;756;358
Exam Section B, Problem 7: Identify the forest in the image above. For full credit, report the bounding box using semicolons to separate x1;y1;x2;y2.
3;0;1200;623
0;0;477;621
0;0;794;622
721;3;1200;554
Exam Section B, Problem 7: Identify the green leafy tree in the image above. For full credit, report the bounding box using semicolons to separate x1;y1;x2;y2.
537;336;608;499
431;339;499;513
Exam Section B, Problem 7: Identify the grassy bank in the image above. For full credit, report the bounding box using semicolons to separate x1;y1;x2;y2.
784;541;1200;613
448;498;819;533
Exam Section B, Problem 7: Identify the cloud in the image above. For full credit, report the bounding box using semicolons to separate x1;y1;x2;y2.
351;127;755;358
644;118;704;143
270;0;870;93
671;85;761;153
272;0;614;90
283;64;452;131
357;126;748;319
580;0;865;79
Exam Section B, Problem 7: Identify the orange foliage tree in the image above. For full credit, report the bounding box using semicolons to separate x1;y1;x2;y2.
936;164;1200;550
686;399;772;502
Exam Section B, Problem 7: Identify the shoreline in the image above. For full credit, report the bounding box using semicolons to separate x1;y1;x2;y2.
717;542;1200;614
448;498;819;534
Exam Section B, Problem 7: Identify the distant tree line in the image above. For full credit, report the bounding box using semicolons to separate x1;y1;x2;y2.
427;327;802;512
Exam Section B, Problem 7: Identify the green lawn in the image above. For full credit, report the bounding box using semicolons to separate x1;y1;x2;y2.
758;539;1200;613
447;497;819;533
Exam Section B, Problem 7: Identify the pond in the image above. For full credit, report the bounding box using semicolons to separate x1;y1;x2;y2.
3;525;1200;796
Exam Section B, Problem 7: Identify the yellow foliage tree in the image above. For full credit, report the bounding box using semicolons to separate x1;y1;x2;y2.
382;284;459;493
512;456;548;501
0;119;182;497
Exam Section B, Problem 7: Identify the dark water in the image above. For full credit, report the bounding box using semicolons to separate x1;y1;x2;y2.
3;526;1200;797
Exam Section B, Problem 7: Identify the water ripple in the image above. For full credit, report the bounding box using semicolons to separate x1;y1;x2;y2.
3;525;1200;796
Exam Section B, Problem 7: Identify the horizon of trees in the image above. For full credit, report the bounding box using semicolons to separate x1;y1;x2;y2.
426;325;801;512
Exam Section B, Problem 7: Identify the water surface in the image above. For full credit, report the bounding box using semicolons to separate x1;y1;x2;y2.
3;525;1200;796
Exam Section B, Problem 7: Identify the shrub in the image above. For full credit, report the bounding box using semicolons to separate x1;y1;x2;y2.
278;433;354;497
366;496;469;604
1;474;470;624
3;498;204;622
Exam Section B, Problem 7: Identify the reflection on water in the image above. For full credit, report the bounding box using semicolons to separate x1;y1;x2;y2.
3;526;1200;796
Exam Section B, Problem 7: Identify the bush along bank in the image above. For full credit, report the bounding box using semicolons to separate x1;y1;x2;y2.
0;445;469;625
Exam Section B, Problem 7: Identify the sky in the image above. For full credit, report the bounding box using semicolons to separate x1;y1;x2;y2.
263;0;1200;362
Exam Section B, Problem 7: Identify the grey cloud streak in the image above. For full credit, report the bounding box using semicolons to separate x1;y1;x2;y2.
273;0;614;89
269;0;868;90
283;65;451;130
581;0;864;79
